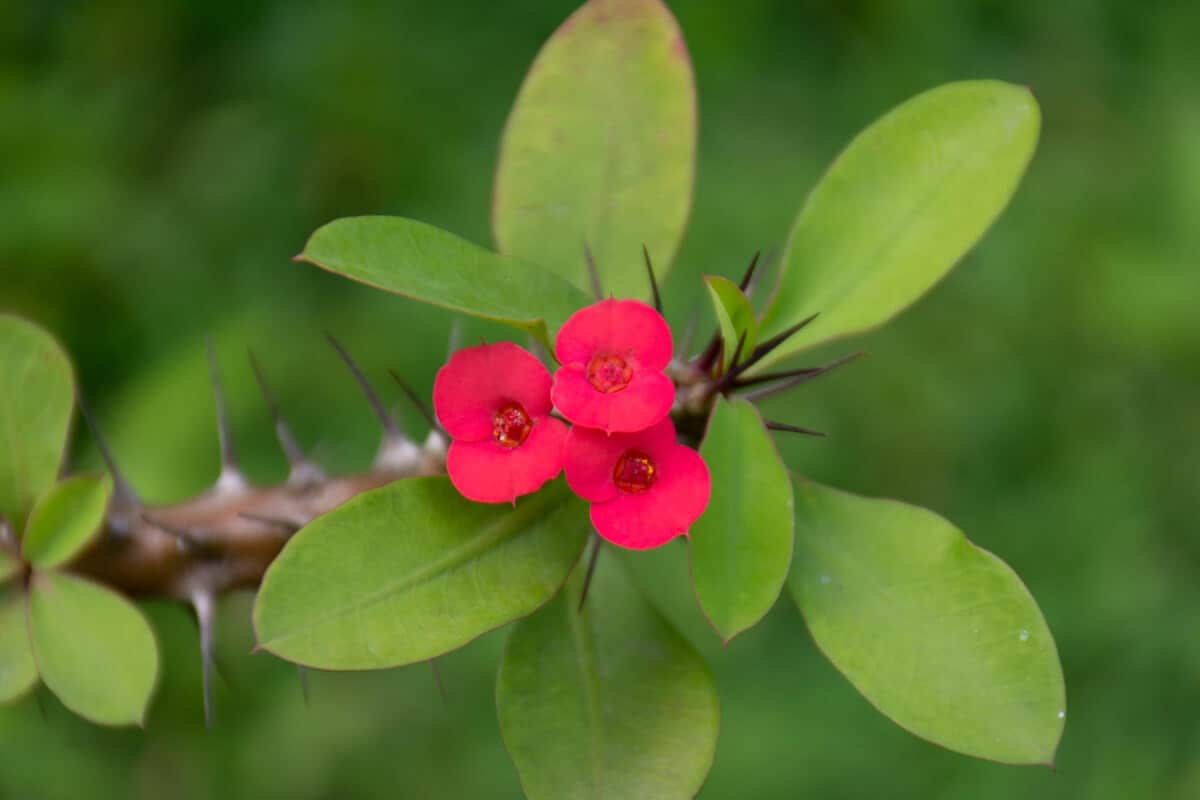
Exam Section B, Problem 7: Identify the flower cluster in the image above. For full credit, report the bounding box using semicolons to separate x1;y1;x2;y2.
433;299;711;549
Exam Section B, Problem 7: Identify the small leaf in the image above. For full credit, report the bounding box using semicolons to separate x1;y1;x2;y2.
254;476;589;670
0;586;38;704
691;396;793;641
28;572;159;726
299;216;592;348
704;276;759;370
759;81;1040;366
21;474;112;570
789;478;1065;765
493;0;697;299
0;314;75;528
497;557;719;799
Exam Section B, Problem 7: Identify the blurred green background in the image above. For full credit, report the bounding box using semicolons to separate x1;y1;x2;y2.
3;0;1199;797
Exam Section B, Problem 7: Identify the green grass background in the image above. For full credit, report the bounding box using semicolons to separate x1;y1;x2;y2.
2;0;1198;797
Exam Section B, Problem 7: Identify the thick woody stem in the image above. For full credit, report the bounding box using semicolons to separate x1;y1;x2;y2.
69;457;443;600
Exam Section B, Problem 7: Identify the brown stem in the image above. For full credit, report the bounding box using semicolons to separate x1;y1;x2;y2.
70;453;444;601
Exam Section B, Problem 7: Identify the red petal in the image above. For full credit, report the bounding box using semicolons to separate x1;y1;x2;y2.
445;416;567;503
589;444;711;550
551;367;674;434
433;342;552;441
562;418;680;503
554;299;673;372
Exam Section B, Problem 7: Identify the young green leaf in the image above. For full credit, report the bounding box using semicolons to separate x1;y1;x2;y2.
493;0;696;299
789;478;1065;765
497;557;719;800
0;314;75;528
704;276;759;370
0;586;38;704
21;474;112;570
759;81;1040;367
254;477;589;670
28;572;159;726
691;396;793;642
298;216;592;348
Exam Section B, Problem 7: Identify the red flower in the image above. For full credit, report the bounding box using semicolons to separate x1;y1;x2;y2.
434;342;567;504
551;298;675;434
562;417;710;549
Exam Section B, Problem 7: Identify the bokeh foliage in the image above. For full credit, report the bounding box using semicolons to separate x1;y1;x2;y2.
1;0;1198;798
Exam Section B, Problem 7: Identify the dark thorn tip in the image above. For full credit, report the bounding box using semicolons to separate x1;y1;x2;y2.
577;536;603;614
387;369;441;433
737;251;761;293
205;335;240;475
247;349;308;469
583;242;603;301
75;390;140;507
325;333;403;440
642;244;663;314
764;420;827;437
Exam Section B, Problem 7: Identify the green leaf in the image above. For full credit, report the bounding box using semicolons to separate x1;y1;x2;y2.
691;396;793;642
493;0;697;299
0;586;38;704
21;474;112;570
299;216;592;348
28;572;159;726
789;478;1065;765
0;314;75;529
759;81;1040;367
254;476;589;670
497;556;719;799
704;276;759;370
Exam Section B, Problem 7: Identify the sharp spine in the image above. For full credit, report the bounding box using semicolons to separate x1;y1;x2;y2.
764;420;827;437
387;369;442;434
743;312;820;366
248;350;323;486
737;251;761;293
577;535;603;614
206;336;246;493
76;391;140;509
191;590;217;728
642;244;663;314
326;334;419;468
583;242;603;300
737;351;865;401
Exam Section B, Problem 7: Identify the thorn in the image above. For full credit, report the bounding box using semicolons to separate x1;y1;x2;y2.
737;251;761;293
205;336;245;492
297;666;310;707
237;512;302;535
764;420;827;437
248;350;322;485
387;369;442;434
325;333;403;441
446;318;463;358
191;590;217;728
577;536;602;614
695;332;723;373
737;351;866;401
744;313;820;366
583;242;603;301
728;329;748;370
76;391;140;508
674;315;697;361
642;244;663;314
429;659;447;703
